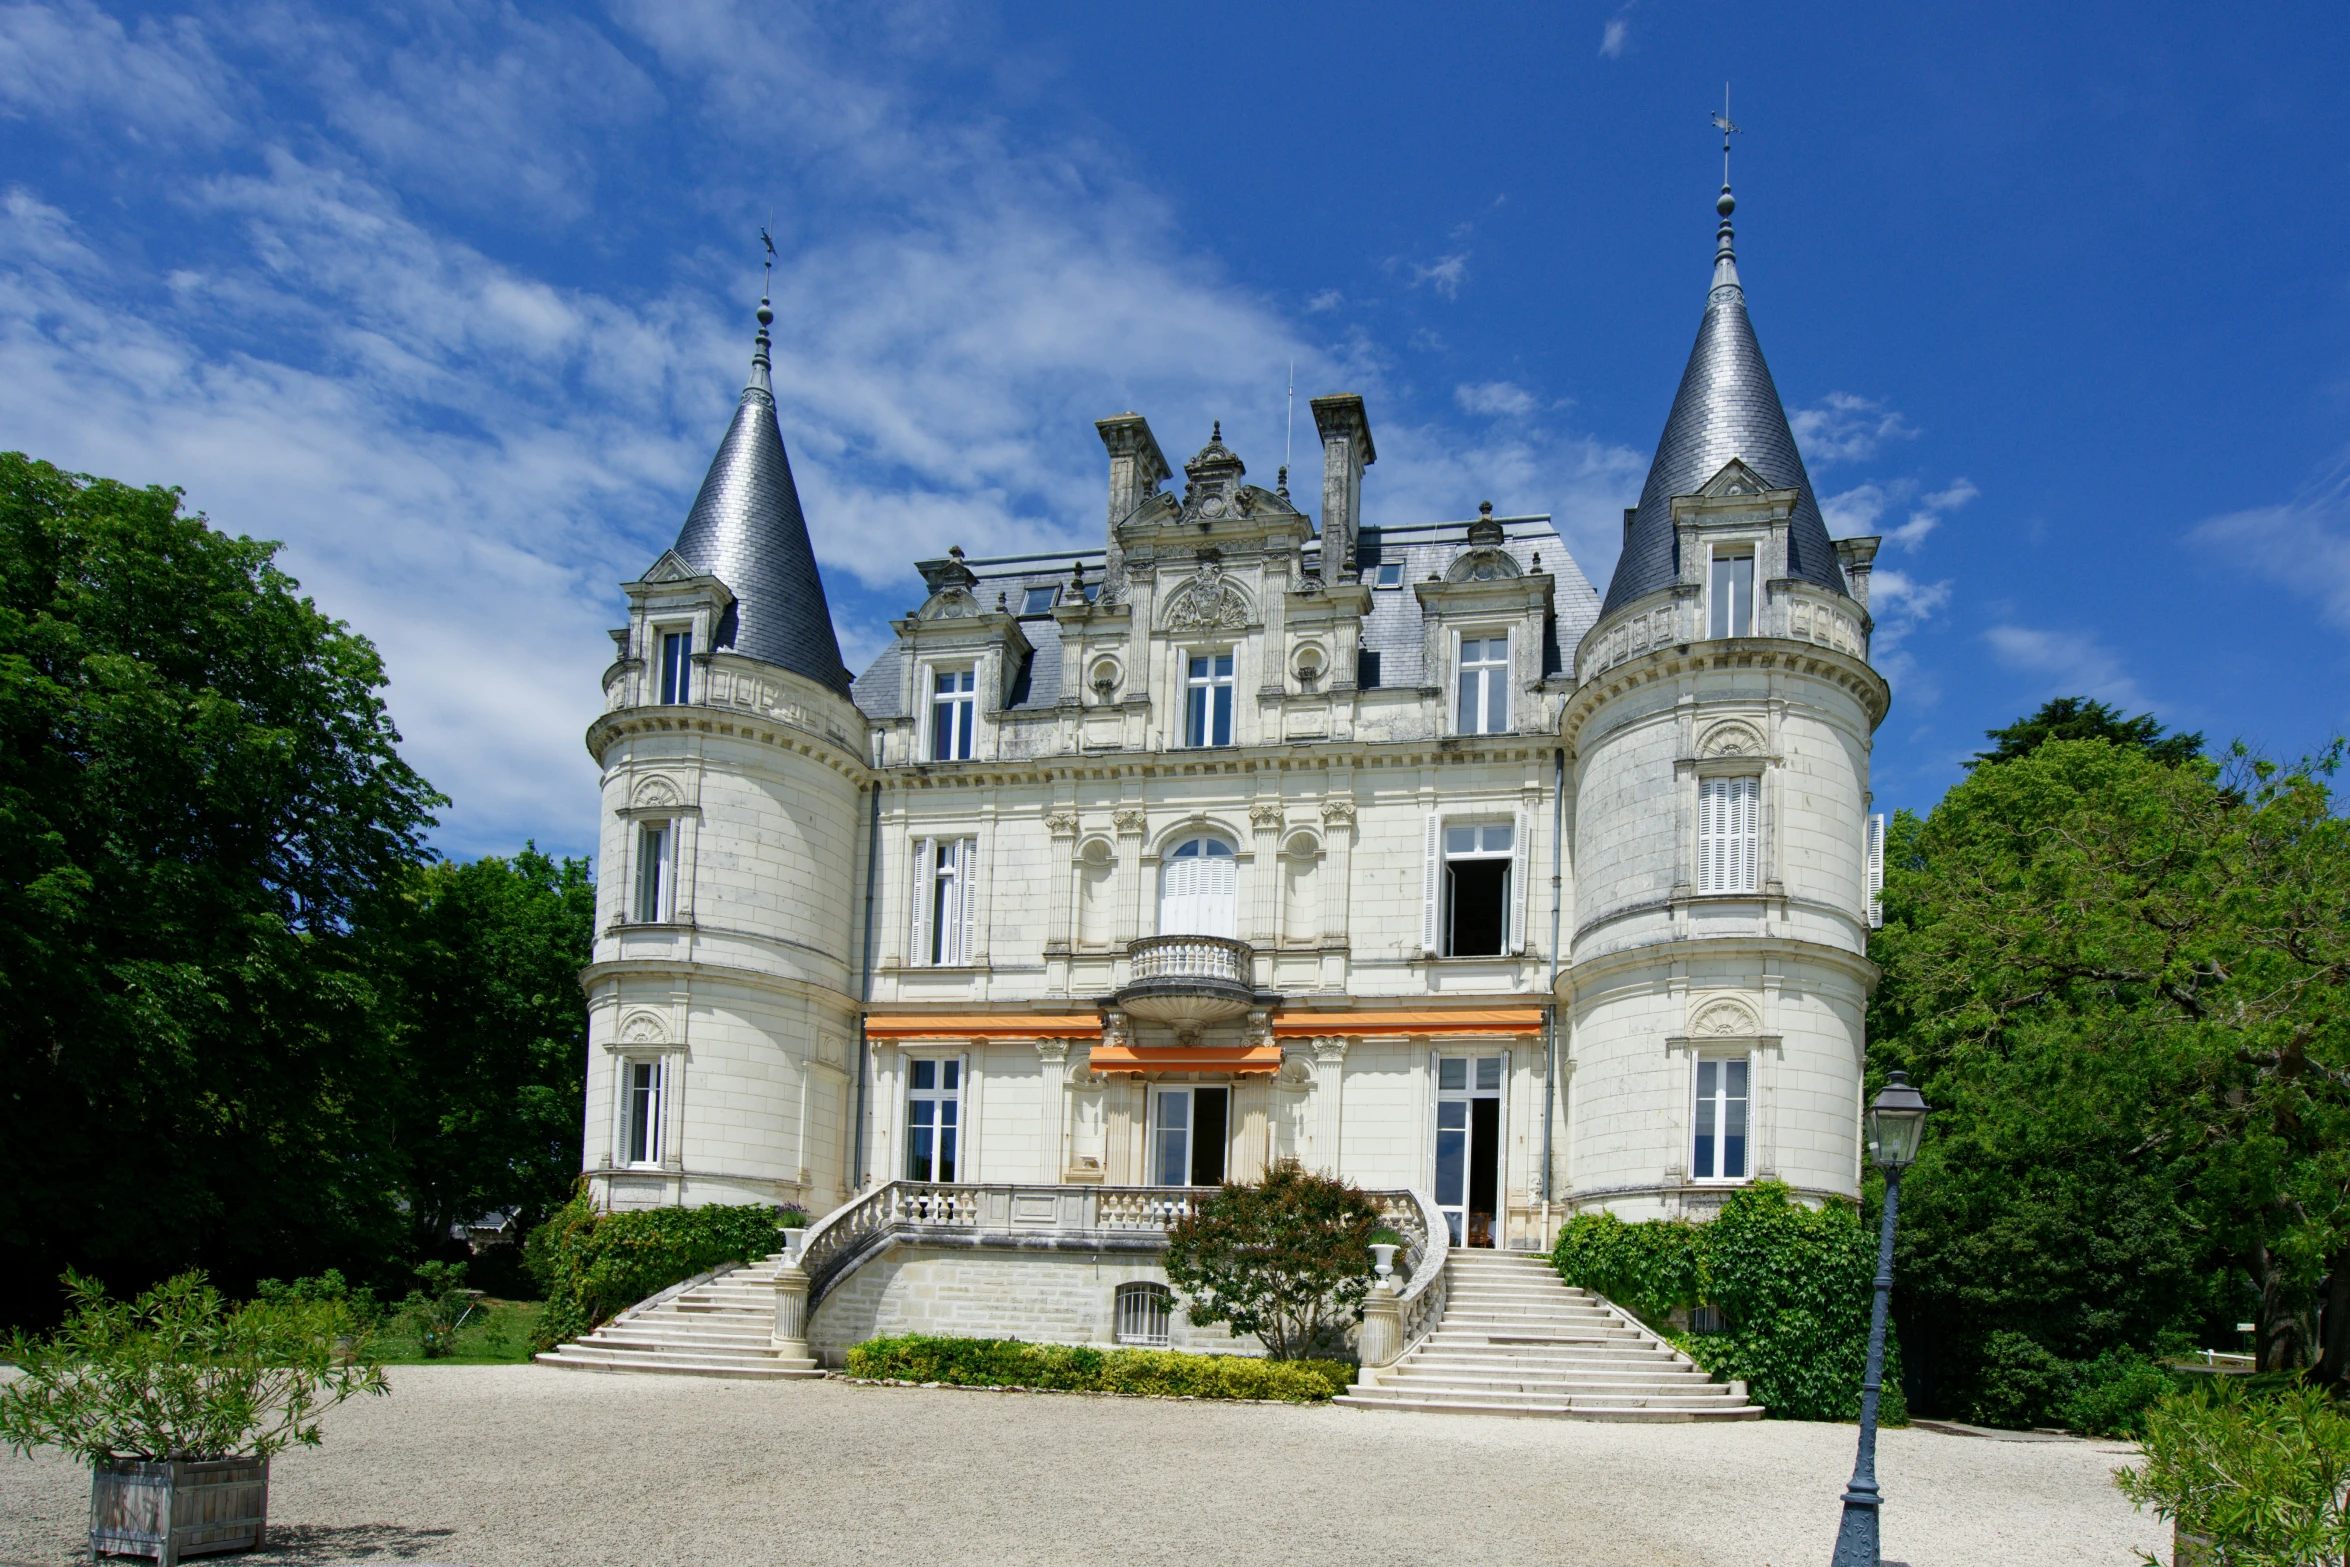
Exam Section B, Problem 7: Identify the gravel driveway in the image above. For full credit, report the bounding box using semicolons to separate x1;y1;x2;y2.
0;1365;2163;1566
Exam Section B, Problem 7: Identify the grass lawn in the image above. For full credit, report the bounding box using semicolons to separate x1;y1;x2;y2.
372;1297;543;1364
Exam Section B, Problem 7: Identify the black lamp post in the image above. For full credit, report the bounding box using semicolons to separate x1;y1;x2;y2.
1830;1069;1932;1567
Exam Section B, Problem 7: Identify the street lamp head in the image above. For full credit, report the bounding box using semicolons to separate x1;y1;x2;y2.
1865;1070;1931;1172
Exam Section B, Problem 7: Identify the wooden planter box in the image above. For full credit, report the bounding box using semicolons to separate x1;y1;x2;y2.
90;1457;269;1565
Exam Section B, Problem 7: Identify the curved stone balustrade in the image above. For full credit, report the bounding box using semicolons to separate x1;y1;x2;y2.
1114;934;1255;1026
1370;1188;1450;1357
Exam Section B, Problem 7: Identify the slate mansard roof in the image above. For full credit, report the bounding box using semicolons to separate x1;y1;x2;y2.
670;312;854;696
847;518;1600;723
1603;193;1849;616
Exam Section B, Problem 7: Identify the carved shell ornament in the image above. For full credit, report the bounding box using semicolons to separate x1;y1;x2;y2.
1700;720;1764;758
1690;999;1761;1038
632;775;683;810
618;1010;671;1046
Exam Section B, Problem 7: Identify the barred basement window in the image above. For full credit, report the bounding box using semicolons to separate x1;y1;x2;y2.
1689;1304;1727;1335
1115;1282;1172;1347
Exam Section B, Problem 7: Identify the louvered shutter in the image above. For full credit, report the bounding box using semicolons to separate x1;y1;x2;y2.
909;836;934;965
1420;812;1442;954
959;838;978;962
1201;851;1237;938
1696;780;1720;893
1866;813;1885;930
1509;806;1533;952
1734;776;1759;892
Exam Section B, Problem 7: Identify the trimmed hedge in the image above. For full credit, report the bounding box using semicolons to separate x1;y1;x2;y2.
845;1334;1354;1402
524;1185;804;1351
1553;1180;1907;1424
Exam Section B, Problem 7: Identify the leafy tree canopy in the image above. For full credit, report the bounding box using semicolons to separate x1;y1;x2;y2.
1971;694;2204;769
1162;1164;1381;1361
1871;732;2350;1419
0;454;442;1322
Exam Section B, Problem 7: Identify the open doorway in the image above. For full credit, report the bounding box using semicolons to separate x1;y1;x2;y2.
1152;1086;1229;1187
1434;1055;1506;1246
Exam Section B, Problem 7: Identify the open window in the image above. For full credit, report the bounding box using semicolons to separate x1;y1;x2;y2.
620;1058;664;1166
1442;822;1513;956
1152;1085;1228;1186
908;836;975;966
632;820;674;922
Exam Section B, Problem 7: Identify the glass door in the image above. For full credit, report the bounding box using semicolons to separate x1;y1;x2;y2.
1433;1055;1506;1247
1153;1086;1229;1186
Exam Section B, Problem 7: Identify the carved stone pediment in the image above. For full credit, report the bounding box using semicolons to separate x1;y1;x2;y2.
1689;997;1761;1038
917;586;984;620
1444;547;1523;583
1160;560;1252;631
1698;458;1774;499
1699;719;1765;757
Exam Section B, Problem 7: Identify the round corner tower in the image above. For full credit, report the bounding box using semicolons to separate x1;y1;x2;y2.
580;300;872;1216
1559;184;1890;1221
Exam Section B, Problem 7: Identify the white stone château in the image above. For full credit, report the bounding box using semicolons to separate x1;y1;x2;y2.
573;187;1890;1366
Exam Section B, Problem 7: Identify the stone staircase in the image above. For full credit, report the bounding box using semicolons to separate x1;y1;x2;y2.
534;1255;825;1380
1336;1250;1760;1421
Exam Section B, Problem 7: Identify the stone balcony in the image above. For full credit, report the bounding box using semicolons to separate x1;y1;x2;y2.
1113;934;1256;1028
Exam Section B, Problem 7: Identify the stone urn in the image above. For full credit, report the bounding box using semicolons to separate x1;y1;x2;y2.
1370;1243;1398;1282
89;1455;269;1565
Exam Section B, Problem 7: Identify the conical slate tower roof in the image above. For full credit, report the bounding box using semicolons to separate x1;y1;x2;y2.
671;300;852;695
1602;186;1848;615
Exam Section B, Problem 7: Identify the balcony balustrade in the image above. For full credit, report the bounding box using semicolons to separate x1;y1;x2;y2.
1114;934;1256;1026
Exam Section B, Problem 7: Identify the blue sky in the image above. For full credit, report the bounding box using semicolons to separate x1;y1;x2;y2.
2;1;2345;860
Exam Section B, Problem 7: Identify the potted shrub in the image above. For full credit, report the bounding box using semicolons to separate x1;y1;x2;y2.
0;1271;389;1565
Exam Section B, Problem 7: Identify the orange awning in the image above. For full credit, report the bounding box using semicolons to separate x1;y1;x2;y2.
1268;1008;1547;1037
863;1014;1103;1040
1087;1044;1285;1074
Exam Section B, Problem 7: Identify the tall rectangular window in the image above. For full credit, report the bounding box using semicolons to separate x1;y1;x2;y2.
931;668;975;761
659;630;693;705
1693;1056;1750;1181
906;1057;960;1182
1456;634;1510;735
909;836;975;966
1697;776;1760;893
633;820;673;921
1185;653;1234;747
624;1059;662;1165
1152;1086;1228;1186
1709;550;1755;638
1443;822;1514;956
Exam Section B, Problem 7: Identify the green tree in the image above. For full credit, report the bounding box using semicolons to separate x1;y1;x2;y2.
1162;1164;1382;1361
0;454;441;1324
1972;695;2204;769
359;848;595;1259
1871;734;2350;1416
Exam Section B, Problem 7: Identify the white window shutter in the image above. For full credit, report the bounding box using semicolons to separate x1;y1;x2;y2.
910;836;934;965
1696;780;1718;893
1866;813;1885;930
1737;776;1760;892
959;837;978;962
1509;806;1533;952
1420;812;1442;954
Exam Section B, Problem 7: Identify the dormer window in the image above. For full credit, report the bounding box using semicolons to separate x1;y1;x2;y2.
1708;549;1755;638
1185;653;1234;747
1021;585;1059;615
658;629;693;705
1456;634;1510;735
1375;562;1404;588
931;668;976;761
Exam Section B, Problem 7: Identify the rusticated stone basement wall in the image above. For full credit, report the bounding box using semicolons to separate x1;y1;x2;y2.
806;1244;1258;1365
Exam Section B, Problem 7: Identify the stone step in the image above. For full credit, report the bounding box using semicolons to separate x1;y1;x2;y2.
1410;1348;1680;1370
1341;1383;1744;1412
1383;1370;1731;1396
1334;1393;1761;1423
592;1325;778;1348
535;1350;823;1381
566;1338;796;1366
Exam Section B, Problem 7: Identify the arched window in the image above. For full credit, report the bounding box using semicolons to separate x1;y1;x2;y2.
1115;1281;1172;1347
1159;837;1237;937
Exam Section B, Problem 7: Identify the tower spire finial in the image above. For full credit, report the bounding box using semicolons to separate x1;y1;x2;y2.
1709;88;1743;296
748;226;777;400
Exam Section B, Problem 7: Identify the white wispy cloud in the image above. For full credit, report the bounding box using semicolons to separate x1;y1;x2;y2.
1599;18;1629;57
1981;623;2147;707
1791;391;1918;468
1822;474;1975;551
1455;381;1538;418
2189;466;2350;630
1405;253;1469;300
1305;289;1343;313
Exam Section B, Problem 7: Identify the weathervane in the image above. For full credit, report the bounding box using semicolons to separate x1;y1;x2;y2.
1711;85;1740;190
759;224;776;305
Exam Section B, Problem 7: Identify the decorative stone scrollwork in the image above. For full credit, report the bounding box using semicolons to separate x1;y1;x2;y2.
1161;561;1251;632
918;586;982;620
1699;720;1765;758
1101;1010;1131;1050
1318;797;1358;826
1044;811;1079;836
1689;998;1762;1038
1249;802;1285;828
1443;547;1523;582
1112;808;1148;835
